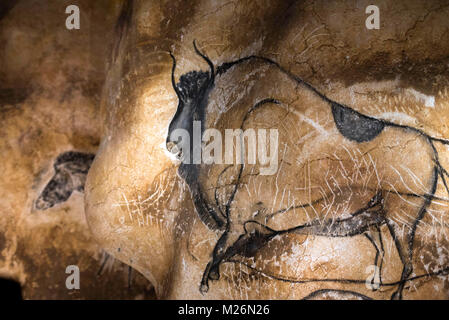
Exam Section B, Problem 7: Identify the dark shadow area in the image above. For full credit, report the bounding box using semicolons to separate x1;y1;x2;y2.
0;277;23;300
0;0;19;21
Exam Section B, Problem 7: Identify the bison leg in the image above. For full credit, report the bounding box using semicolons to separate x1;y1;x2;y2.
199;221;276;294
364;225;385;291
199;229;230;294
385;219;413;300
387;166;438;300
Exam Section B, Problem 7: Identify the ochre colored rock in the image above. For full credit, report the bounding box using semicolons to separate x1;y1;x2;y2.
0;0;153;299
2;0;449;300
86;0;449;299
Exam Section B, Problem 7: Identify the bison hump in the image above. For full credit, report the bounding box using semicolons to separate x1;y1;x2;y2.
331;102;385;143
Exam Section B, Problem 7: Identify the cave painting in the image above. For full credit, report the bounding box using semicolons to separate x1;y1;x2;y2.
35;151;95;210
166;43;449;299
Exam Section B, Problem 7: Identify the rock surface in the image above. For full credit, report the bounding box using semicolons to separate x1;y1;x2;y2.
0;0;154;299
1;0;449;300
85;0;449;299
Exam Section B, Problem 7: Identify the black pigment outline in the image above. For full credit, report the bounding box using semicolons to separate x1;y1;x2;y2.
225;259;449;291
166;42;449;299
35;151;95;210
